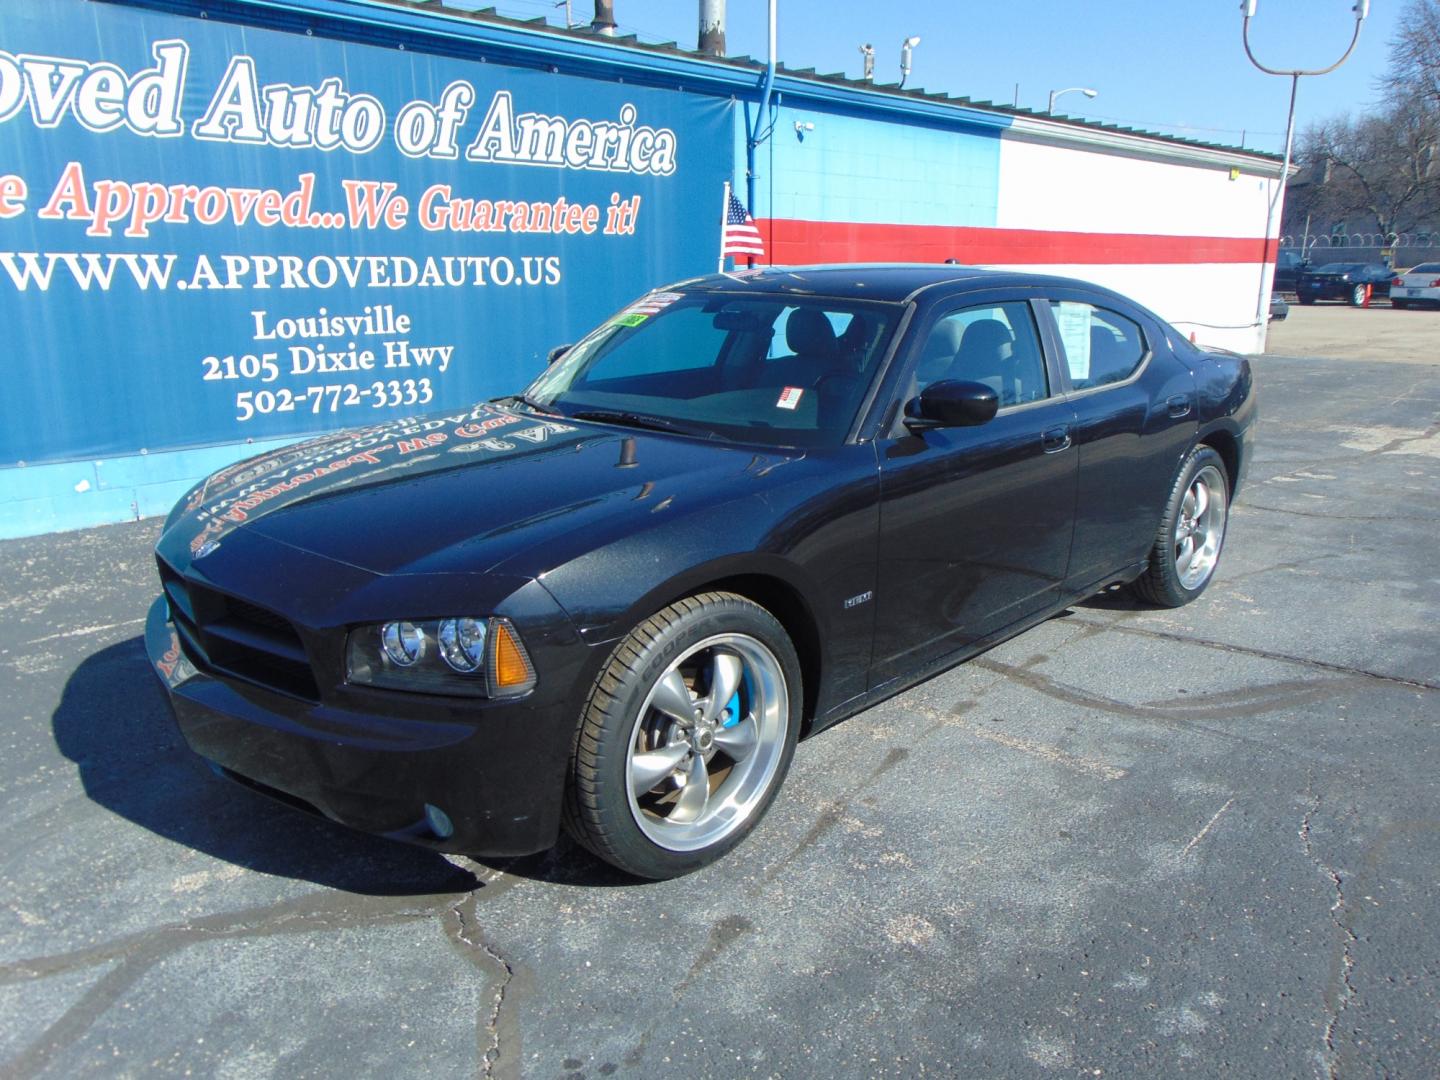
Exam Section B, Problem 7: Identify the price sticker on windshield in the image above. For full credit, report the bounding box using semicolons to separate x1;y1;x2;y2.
776;387;804;410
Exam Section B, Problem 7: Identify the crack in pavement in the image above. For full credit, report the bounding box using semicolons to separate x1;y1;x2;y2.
0;891;456;1077
1239;501;1437;524
1299;774;1359;1080
1061;616;1440;694
448;892;517;1080
970;658;1343;751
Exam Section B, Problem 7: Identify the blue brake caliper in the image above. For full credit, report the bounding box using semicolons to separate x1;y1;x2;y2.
722;672;747;728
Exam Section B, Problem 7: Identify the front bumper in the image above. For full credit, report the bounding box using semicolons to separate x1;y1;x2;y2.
145;595;577;856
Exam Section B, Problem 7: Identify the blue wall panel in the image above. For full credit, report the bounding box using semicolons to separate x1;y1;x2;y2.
753;103;1002;228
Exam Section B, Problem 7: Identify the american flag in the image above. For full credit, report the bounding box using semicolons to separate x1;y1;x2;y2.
721;189;765;260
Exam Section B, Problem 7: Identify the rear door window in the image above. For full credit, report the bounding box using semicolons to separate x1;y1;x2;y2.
1048;302;1148;391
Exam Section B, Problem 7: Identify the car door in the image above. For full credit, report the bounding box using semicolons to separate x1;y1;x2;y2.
1037;291;1198;587
870;293;1078;686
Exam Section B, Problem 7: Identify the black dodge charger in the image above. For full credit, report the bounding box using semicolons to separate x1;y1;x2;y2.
148;266;1255;879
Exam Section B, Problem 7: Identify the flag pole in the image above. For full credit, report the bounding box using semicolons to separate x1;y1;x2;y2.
718;180;730;273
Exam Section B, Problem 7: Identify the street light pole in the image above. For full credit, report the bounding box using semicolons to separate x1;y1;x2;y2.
1047;87;1097;114
1241;0;1368;327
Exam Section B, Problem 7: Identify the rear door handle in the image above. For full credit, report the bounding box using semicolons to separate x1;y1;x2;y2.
1167;394;1192;418
1041;424;1072;454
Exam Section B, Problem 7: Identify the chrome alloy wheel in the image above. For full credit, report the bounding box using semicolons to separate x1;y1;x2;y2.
624;633;788;852
1174;464;1228;590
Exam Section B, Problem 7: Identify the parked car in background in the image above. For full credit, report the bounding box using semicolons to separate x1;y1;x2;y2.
1296;263;1394;306
1273;250;1310;293
146;266;1256;879
1390;262;1440;309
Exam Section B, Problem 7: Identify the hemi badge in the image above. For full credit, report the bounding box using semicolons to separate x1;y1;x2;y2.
843;591;873;610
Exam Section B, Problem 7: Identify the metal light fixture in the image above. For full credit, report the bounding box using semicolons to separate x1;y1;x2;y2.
859;43;875;82
1048;86;1098;114
1240;0;1369;327
899;36;920;88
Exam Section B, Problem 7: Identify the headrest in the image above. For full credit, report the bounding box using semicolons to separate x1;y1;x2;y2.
920;319;966;364
959;318;1014;357
786;308;838;357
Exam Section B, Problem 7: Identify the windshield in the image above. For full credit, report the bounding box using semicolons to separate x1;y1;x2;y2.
526;291;903;447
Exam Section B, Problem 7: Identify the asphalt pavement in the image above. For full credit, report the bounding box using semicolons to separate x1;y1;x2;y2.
2;325;1437;1078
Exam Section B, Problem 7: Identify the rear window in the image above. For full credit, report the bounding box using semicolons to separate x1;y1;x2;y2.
1316;263;1362;273
1408;263;1440;274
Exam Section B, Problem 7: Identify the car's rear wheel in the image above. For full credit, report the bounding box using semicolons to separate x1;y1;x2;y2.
1349;284;1368;306
563;592;801;879
1132;446;1230;608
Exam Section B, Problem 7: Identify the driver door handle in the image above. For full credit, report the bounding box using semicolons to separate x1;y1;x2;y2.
1041;424;1072;454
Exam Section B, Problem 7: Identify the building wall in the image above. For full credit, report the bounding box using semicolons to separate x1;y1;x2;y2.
991;132;1280;351
747;107;1279;355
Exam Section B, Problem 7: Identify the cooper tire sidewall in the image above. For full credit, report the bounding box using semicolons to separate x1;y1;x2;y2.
1159;447;1229;604
592;599;801;878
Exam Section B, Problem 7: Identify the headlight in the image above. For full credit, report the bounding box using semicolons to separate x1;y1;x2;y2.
346;617;536;698
437;617;485;673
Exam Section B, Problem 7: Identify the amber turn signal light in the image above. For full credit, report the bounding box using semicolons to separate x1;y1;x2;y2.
489;618;536;696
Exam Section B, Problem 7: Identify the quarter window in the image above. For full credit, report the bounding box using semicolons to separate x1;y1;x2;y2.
916;302;1049;408
1048;302;1147;390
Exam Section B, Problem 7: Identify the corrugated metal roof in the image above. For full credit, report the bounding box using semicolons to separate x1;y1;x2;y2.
366;0;1281;162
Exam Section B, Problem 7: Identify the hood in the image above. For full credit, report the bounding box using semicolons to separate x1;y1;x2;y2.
166;402;797;577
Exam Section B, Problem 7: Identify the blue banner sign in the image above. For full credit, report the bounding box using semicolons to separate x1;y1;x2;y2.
0;1;732;465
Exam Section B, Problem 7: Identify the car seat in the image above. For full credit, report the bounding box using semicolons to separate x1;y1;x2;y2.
953;318;1016;403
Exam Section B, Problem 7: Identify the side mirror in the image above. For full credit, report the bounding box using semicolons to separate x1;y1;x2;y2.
547;344;572;365
903;379;998;431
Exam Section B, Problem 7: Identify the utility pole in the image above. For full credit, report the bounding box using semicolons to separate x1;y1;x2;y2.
592;0;616;36
1240;0;1368;327
699;0;726;56
555;1;573;28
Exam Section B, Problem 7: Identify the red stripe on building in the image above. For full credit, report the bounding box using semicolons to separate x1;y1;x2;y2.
758;219;1274;266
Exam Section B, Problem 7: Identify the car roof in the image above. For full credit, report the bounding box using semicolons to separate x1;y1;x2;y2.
671;264;1122;304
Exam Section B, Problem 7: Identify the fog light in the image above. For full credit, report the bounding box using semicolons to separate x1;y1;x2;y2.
438;617;486;673
381;621;424;667
424;803;454;839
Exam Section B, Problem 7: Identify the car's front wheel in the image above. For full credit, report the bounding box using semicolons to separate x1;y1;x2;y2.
563;592;801;879
1132;446;1230;608
1349;283;1368;306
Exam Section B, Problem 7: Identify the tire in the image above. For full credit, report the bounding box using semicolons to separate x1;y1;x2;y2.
1298;294;1315;305
1393;300;1410;310
1131;446;1231;608
1349;284;1367;306
562;592;802;879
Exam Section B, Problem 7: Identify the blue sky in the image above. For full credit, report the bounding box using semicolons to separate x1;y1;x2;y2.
467;0;1402;154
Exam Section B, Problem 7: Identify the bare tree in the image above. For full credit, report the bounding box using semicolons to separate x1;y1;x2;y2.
1298;100;1440;240
1385;0;1440;106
